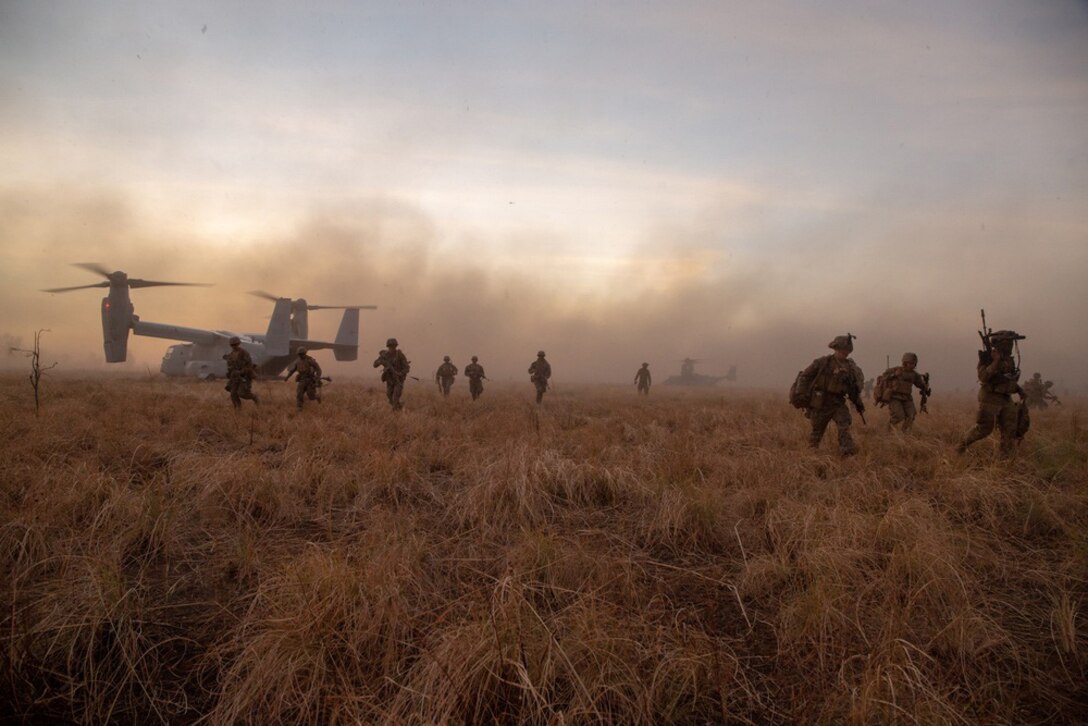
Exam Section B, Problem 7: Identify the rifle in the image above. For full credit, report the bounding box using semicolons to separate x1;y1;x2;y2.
846;373;867;425
978;308;993;365
284;371;330;383
1044;384;1062;406
977;309;1026;376
920;372;931;414
843;333;866;425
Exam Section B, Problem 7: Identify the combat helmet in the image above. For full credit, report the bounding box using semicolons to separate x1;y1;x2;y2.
828;334;854;352
642;362;649;367
297;347;307;355
471;355;478;362
902;352;918;364
387;337;398;347
229;336;241;346
987;330;1025;351
537;350;546;357
443;355;450;362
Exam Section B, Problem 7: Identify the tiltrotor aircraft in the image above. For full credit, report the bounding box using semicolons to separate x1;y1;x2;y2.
42;264;376;379
662;358;738;386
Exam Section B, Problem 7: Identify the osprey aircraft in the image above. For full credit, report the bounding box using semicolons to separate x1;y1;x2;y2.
662;358;738;386
43;263;376;379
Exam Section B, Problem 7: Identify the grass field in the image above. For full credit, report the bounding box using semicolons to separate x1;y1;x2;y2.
1;375;1085;724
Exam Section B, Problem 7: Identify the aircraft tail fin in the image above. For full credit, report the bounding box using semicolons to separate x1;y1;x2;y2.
264;298;292;356
333;308;359;361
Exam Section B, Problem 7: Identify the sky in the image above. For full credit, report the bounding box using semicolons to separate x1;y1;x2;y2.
1;1;1086;389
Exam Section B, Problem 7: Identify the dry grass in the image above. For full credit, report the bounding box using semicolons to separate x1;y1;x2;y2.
1;375;1085;723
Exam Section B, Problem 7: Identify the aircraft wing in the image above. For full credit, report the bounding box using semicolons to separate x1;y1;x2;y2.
132;320;227;346
288;337;352;352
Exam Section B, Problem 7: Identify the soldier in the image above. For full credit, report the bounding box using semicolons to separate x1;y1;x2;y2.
435;356;458;397
224;336;259;409
373;337;410;410
794;335;865;456
284;346;322;410
465;355;486;401
1022;372;1061;410
957;330;1026;457
1042;380;1062;407
528;350;551;404
876;353;931;432
634;363;651;395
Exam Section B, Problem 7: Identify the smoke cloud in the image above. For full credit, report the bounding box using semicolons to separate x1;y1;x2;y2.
0;184;1084;392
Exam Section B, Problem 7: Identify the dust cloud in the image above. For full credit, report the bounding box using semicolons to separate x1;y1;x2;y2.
0;185;1084;392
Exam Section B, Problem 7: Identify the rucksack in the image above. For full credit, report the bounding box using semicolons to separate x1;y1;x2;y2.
789;370;810;409
874;368;896;404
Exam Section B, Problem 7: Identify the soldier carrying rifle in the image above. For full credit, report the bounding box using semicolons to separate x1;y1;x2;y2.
435;356;457;397
789;334;865;456
528;350;551;404
224;336;260;410
1022;372;1062;410
957;310;1028;457
284;346;325;411
374;337;411;411
873;352;932;433
634;363;651;395
465;356;486;401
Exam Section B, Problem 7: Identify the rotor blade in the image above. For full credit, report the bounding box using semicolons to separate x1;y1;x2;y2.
73;262;114;279
308;304;378;310
247;289;283;302
41;282;110;293
128;280;212;289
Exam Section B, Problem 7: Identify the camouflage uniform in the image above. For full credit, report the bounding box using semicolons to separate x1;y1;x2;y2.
435;358;458;397
374;339;410;410
1022;374;1044;409
958;333;1024;456
880;354;930;432
634;363;651;394
1022;373;1059;410
797;336;864;455
528;352;551;404
285;349;322;410
465;357;485;401
1041;381;1061;407
224;339;259;409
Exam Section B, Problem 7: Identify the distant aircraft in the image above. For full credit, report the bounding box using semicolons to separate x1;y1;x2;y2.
42;263;376;379
662;358;737;386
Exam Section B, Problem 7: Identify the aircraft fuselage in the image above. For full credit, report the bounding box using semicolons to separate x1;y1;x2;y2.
161;340;294;379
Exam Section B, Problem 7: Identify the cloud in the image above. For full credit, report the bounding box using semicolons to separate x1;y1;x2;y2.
1;184;1084;394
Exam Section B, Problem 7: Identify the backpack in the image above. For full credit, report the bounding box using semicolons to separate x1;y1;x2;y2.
873;368;896;404
789;370;811;409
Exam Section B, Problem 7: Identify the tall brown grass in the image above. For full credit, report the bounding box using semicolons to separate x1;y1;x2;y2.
1;375;1085;723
